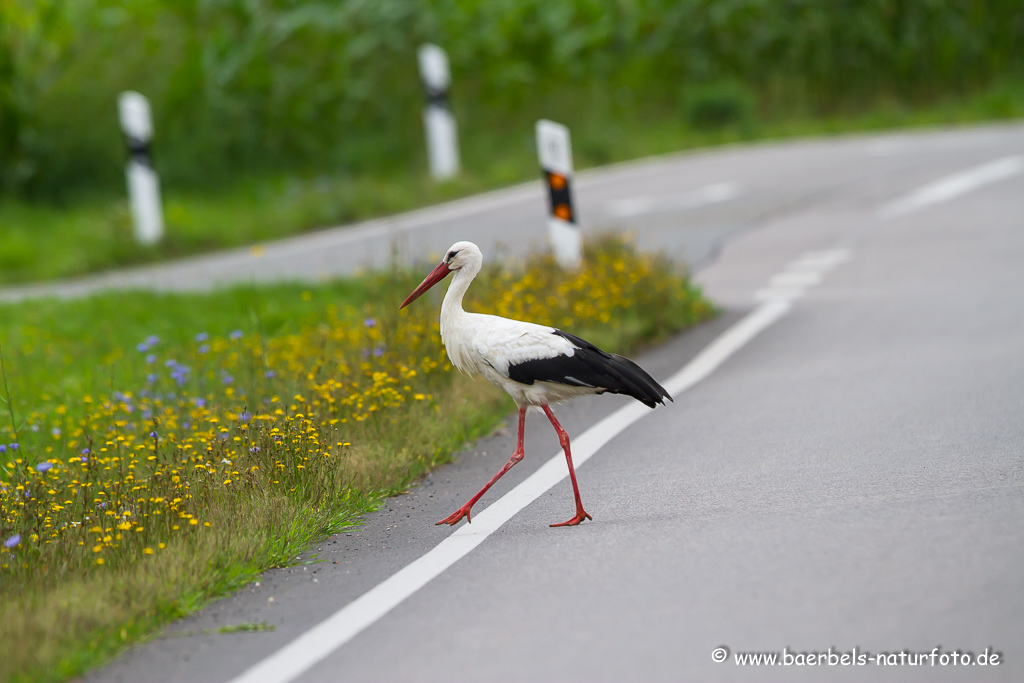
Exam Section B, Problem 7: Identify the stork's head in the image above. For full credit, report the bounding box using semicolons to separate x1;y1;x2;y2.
400;241;482;310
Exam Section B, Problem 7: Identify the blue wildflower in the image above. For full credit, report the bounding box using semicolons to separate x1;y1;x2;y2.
230;330;243;340
149;431;158;439
264;370;275;379
364;317;376;328
147;374;157;384
199;344;210;354
136;342;149;352
195;332;208;342
4;535;20;549
35;461;52;473
221;373;234;385
239;411;252;422
146;335;160;345
0;445;6;454
9;443;17;451
146;354;156;364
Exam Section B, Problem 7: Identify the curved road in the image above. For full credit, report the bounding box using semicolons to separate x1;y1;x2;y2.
78;124;1024;682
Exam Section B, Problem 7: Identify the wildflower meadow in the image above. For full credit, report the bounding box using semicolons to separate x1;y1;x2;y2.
0;237;712;681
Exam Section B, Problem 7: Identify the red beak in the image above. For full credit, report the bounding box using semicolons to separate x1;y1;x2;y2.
400;261;452;309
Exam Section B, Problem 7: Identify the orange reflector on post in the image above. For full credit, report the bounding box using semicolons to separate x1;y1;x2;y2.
536;119;582;268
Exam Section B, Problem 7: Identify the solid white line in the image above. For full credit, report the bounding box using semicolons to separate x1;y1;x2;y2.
879;155;1023;218
225;298;793;683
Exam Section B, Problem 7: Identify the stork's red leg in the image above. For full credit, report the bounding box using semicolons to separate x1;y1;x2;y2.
437;407;527;526
542;405;593;527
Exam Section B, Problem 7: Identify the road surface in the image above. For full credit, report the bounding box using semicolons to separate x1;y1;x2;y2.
78;124;1024;682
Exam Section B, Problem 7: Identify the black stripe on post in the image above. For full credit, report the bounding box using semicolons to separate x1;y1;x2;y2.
125;136;154;169
545;171;576;224
425;87;450;110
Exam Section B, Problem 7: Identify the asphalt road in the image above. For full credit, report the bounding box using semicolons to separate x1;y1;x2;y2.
80;124;1024;682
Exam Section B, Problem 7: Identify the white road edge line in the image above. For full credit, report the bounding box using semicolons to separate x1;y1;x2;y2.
878;155;1023;218
225;298;795;683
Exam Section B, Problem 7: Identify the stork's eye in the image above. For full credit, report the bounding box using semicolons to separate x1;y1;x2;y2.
447;250;460;263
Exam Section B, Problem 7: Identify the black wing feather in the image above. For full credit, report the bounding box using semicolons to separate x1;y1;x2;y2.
506;330;672;409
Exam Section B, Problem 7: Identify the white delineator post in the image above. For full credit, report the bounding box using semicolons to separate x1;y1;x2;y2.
536;119;581;268
118;91;164;245
417;44;460;181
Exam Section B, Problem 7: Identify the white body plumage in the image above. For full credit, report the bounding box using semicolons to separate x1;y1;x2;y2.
438;243;601;407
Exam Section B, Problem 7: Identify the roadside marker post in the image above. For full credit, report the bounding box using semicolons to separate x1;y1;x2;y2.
536;119;581;268
118;91;164;245
417;44;460;181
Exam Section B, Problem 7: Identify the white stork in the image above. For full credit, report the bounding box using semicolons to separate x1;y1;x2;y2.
400;241;671;527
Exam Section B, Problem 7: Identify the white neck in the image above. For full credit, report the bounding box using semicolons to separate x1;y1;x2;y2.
439;263;479;374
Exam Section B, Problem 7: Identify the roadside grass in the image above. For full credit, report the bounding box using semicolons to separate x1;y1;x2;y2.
0;236;714;682
2;80;1022;285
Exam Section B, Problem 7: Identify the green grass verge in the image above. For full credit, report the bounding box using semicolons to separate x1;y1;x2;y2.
0;237;714;682
1;80;1022;285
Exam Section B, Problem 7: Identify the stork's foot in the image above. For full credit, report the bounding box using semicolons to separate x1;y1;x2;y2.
550;509;593;527
436;504;473;526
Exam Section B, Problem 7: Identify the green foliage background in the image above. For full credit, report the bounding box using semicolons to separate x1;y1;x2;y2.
1;0;1022;198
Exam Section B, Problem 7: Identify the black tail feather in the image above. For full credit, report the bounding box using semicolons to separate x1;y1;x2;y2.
551;330;671;409
605;353;672;408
